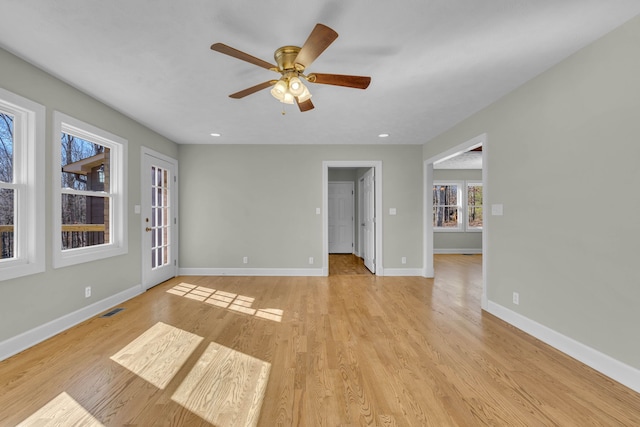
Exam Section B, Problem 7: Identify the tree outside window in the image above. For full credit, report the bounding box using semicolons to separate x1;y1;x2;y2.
433;183;461;229
467;183;483;229
0;112;14;259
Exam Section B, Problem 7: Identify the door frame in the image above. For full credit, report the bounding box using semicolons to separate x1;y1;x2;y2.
141;147;179;289
423;133;487;309
322;161;383;276
357;177;364;257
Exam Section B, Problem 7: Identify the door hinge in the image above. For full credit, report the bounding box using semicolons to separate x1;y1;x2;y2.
174;176;177;182
174;260;176;266
174;218;177;224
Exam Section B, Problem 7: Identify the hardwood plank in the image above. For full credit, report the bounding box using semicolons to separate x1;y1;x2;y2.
1;255;640;426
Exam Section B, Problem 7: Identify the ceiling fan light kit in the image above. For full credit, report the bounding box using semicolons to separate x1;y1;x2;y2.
211;23;371;112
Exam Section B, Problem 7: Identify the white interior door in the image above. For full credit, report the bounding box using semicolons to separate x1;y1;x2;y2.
328;182;354;253
142;150;177;289
363;169;375;273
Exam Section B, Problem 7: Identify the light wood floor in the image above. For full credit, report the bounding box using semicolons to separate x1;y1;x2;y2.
1;255;639;425
329;254;372;276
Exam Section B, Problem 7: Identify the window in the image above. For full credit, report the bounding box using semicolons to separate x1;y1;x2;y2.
467;182;483;230
0;88;45;281
53;112;127;268
433;180;483;231
433;182;462;230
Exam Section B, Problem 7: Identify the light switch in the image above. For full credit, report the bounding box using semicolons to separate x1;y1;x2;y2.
389;208;397;215
134;205;141;214
491;204;503;216
316;207;321;215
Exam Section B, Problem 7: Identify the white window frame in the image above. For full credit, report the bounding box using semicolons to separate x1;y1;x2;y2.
433;180;483;232
466;181;483;232
433;181;463;232
53;111;127;268
0;88;45;281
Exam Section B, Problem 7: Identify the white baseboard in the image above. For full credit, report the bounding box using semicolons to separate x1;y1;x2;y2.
434;248;482;254
382;268;423;277
0;284;143;362
178;267;325;277
487;300;640;394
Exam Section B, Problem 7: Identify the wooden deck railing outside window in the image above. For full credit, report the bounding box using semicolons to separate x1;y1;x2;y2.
0;224;106;258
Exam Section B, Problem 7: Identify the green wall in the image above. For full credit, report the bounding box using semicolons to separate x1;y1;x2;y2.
424;16;640;369
0;48;178;343
178;144;423;271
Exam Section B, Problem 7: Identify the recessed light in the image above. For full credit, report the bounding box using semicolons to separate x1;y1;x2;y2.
210;133;221;137
378;133;390;138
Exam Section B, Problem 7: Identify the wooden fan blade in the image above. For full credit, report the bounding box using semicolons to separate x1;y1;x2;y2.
211;43;277;71
229;81;276;99
294;24;338;69
295;97;315;112
308;73;371;89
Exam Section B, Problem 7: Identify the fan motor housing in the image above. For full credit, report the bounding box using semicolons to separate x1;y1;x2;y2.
274;46;303;72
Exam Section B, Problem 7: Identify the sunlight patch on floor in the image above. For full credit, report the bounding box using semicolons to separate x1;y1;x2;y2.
172;342;271;427
17;392;104;427
110;322;203;389
167;283;283;322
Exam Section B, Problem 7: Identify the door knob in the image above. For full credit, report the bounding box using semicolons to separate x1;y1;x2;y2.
145;227;152;232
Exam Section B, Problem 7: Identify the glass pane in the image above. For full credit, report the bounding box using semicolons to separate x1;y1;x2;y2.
433;206;460;228
433;184;458;205
60;133;110;192
61;194;109;249
468;206;483;228
467;185;483;206
152;248;157;268
0;112;14;183
151;166;156;186
0;188;15;259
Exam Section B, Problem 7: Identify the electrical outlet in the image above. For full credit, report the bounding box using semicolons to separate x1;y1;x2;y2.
85;286;91;298
513;292;519;305
401;256;407;264
243;256;248;264
308;257;314;265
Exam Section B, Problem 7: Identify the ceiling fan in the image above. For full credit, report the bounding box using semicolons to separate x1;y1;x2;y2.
210;23;371;112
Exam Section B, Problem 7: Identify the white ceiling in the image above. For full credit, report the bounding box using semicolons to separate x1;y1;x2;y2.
434;150;482;170
1;1;639;146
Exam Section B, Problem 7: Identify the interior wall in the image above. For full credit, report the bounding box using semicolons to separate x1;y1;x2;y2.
178;144;423;271
0;48;178;343
423;16;640;370
433;169;483;252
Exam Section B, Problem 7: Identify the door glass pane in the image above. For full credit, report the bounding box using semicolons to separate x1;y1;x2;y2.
150;164;170;270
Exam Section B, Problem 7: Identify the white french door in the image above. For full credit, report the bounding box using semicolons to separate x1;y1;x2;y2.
142;149;177;289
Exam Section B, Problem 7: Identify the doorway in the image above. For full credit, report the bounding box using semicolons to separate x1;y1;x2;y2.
424;134;487;309
141;148;178;290
323;161;383;276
